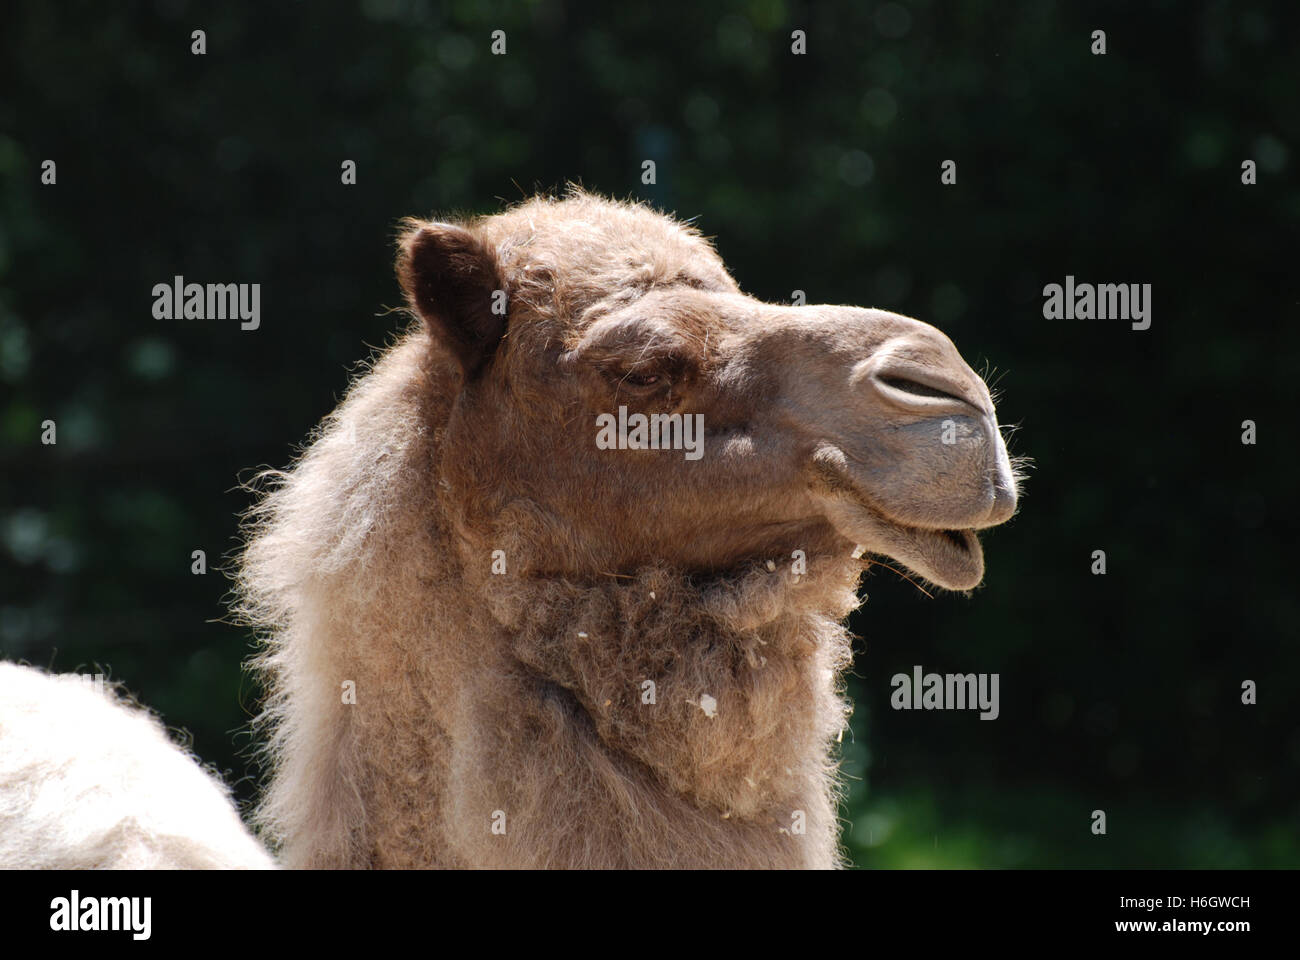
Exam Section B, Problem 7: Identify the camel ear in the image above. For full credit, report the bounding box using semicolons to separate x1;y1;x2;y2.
397;221;506;377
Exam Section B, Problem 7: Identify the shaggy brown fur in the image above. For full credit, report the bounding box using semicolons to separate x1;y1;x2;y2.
236;190;1018;868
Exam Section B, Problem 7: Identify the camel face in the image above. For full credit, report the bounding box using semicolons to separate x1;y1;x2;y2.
400;193;1017;590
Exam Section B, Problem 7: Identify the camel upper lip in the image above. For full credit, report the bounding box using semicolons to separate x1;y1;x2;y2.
821;442;1010;533
864;515;976;548
838;470;997;537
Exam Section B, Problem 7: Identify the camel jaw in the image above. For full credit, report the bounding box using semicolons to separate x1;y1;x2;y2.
820;496;986;591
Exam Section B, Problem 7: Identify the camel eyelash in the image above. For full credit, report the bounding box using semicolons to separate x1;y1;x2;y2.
598;352;691;391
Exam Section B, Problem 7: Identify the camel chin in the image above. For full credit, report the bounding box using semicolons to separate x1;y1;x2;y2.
821;497;986;591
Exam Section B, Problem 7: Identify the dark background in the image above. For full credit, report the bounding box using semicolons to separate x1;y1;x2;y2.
1;0;1295;867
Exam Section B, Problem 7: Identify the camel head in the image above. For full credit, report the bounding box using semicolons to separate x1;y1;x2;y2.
397;192;1018;591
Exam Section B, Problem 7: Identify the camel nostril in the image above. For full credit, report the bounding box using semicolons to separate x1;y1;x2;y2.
876;374;970;406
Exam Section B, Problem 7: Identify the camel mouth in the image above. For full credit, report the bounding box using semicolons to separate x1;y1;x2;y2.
882;522;984;591
819;497;986;590
937;527;975;551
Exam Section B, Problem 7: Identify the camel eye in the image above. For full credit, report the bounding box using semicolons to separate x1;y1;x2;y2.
604;359;681;393
621;371;662;389
595;350;691;394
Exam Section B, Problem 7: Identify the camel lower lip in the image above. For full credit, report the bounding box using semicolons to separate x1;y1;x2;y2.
881;524;983;589
821;499;985;590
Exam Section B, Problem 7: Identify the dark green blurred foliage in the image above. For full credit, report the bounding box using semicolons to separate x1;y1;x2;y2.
1;0;1296;867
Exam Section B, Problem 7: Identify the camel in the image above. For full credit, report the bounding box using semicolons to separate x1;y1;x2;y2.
0;663;273;869
235;189;1019;868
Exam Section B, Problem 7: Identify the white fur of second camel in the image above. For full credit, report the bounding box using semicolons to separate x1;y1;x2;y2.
0;662;273;869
